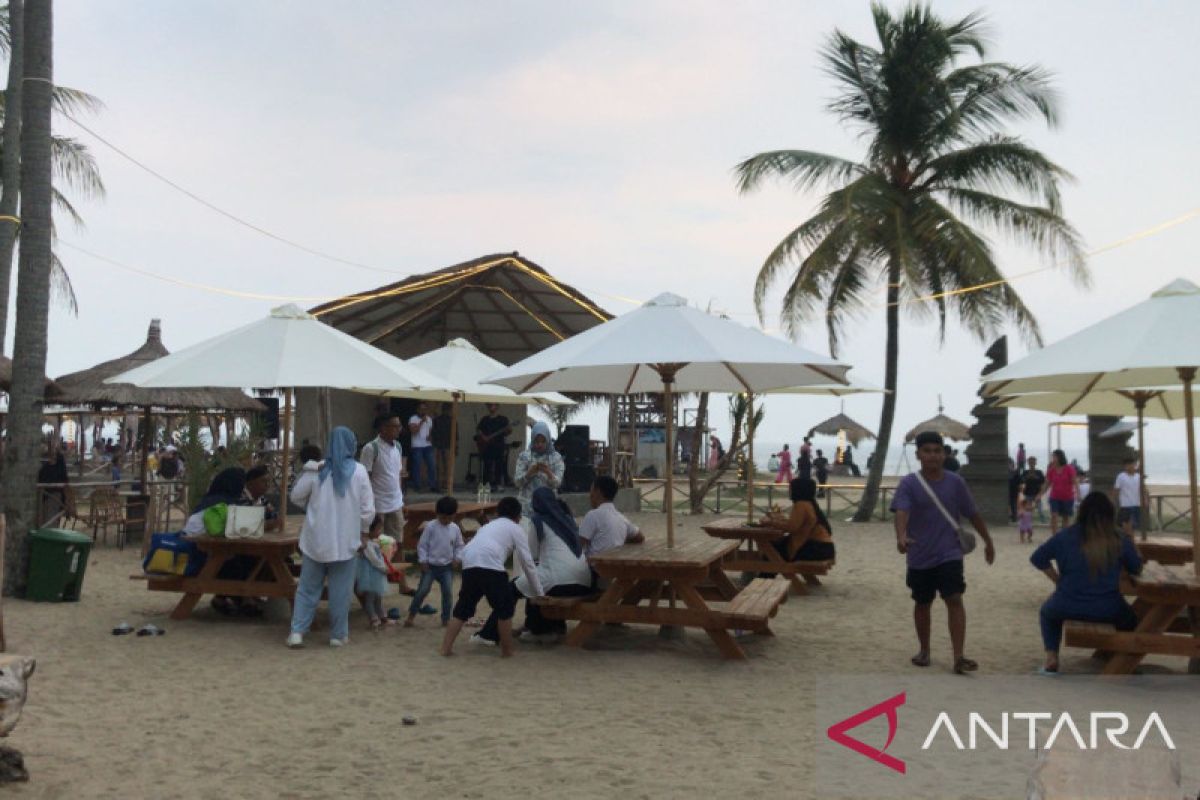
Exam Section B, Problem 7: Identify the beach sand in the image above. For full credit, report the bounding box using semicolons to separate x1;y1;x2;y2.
3;513;1197;799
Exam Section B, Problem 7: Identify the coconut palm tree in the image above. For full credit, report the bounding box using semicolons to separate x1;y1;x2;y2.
2;0;54;595
0;1;105;352
735;3;1086;521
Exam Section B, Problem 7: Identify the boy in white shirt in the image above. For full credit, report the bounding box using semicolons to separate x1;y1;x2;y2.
579;475;645;557
440;497;544;658
406;496;464;627
1112;458;1145;534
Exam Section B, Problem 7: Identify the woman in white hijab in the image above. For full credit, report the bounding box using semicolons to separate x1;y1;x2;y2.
514;420;565;519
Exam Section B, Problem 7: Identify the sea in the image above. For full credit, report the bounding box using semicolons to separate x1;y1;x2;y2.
750;439;1198;486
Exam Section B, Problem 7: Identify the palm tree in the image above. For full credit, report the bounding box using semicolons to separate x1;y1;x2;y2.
2;0;53;595
735;3;1086;521
0;1;104;352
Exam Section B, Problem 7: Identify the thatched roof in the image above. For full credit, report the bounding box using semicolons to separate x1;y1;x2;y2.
0;355;60;398
52;319;264;412
309;252;613;363
808;412;875;445
905;412;972;443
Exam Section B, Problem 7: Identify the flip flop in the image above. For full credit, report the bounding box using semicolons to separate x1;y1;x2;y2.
112;622;133;636
954;656;979;674
1035;666;1060;677
136;624;166;637
910;652;930;667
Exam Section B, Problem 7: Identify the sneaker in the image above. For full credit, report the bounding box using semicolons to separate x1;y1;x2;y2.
286;632;304;648
469;633;496;647
329;638;349;647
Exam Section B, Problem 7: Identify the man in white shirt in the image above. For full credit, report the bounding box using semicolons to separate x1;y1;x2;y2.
1111;457;1146;534
579;475;645;557
440;496;543;657
360;413;411;593
408;403;436;493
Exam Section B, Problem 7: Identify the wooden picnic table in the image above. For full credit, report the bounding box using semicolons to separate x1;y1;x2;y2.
548;537;789;660
1068;563;1200;675
700;517;834;595
400;500;497;550
145;530;301;620
1135;535;1193;566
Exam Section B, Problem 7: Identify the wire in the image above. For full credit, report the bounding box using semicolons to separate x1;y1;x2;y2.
61;114;408;275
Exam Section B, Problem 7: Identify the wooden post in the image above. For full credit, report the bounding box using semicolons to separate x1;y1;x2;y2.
139;406;152;487
1135;394;1148;539
280;388;293;512
1178;368;1199;578
0;515;6;651
660;370;678;548
446;397;459;495
746;392;755;523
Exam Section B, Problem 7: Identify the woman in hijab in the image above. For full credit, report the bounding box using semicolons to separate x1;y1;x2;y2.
476;487;591;644
286;426;376;648
762;477;835;562
181;468;250;616
514;421;564;519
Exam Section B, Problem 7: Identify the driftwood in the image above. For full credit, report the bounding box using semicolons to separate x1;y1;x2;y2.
0;655;35;783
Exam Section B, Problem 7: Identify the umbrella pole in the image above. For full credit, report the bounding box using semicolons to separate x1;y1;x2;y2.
1135;396;1147;540
447;398;458;495
746;392;755;524
280;388;293;520
1178;368;1199;577
664;377;676;548
139;406;152;487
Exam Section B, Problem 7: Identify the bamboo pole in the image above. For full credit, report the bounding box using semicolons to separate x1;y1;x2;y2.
663;376;676;547
1135;394;1148;540
1178;368;1199;577
280;388;293;513
446;397;459;495
746;392;755;524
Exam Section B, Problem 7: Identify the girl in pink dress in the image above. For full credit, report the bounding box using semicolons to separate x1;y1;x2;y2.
776;444;794;483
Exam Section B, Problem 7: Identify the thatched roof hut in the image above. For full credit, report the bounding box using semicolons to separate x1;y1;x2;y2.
808;412;875;445
905;412;971;443
52;319;263;412
0;355;59;398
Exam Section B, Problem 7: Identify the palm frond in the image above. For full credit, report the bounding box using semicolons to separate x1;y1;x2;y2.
823;250;870;356
734;149;860;195
938;63;1061;142
51;186;85;229
921;135;1071;209
49;250;79;315
50;135;105;199
52;86;105;117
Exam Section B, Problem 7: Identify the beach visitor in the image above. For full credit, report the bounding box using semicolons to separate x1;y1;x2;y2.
943;445;961;472
1016;442;1026;474
432;402;453;491
287;427;376;648
1022;457;1047;523
1037;449;1080;535
360;413;412;594
798;436;813;480
514;487;592;642
109;451;122;484
243;465;284;533
1017;496;1034;544
440;496;544;657
761;477;835;565
182;467;259;616
775;444;793;484
1007;458;1021;522
1030;493;1142;674
708;435;723;471
408;403;436;493
579;475;645;557
406;495;464;628
891;431;995;674
476;403;512;488
356;514;391;630
843;445;861;477
813;449;830;496
514;420;564;519
1112;458;1145;535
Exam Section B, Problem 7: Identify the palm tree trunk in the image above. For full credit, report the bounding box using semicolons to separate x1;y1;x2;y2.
853;260;901;522
1;0;53;596
0;0;24;354
687;392;709;513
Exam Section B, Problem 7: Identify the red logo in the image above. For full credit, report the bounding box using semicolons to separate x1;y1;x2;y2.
827;692;907;774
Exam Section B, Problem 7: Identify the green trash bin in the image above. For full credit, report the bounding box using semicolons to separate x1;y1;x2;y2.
27;528;93;602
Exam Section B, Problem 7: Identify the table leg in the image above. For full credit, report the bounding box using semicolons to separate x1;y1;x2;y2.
759;542;806;595
1102;602;1185;675
564;579;630;648
708;564;740;601
673;580;745;660
170;550;228;620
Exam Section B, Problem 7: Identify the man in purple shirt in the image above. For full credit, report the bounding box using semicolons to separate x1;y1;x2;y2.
891;431;995;674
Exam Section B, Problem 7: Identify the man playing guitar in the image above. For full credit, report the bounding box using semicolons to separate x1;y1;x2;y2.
476;403;512;487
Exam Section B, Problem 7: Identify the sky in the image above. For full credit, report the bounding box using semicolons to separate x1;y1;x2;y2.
12;1;1200;470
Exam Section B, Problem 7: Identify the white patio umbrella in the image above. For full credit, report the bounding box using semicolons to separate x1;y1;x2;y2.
397;338;574;493
108;303;457;507
485;292;851;545
982;278;1200;572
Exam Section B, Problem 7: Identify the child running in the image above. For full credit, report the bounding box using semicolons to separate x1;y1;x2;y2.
356;515;391;630
406;496;464;627
440;496;543;658
1017;497;1034;544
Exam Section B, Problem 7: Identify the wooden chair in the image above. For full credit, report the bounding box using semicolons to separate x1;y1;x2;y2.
84;487;134;549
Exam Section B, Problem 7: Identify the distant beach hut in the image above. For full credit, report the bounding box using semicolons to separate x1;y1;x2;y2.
808;412;876;446
904;403;971;444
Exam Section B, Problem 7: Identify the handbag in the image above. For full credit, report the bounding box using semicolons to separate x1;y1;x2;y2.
225;505;266;539
143;532;207;577
913;472;977;555
202;503;229;535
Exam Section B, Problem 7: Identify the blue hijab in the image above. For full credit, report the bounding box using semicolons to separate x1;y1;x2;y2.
319;426;358;497
530;486;582;557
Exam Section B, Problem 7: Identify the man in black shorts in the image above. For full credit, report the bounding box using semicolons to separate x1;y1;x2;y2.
1021;456;1047;523
891;431;994;674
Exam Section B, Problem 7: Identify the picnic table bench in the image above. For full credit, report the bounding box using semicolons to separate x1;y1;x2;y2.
400;500;496;550
535;537;789;659
1063;562;1200;675
1135;536;1194;566
700;517;833;595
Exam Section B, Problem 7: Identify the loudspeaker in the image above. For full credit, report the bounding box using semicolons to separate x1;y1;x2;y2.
560;424;590;467
259;397;280;439
561;464;595;494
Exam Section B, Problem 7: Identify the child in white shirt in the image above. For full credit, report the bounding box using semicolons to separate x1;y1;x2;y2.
406;496;464;627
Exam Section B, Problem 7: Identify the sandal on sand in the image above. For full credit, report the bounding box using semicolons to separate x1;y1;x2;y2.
1036;666;1059;676
954;656;979;674
911;652;930;667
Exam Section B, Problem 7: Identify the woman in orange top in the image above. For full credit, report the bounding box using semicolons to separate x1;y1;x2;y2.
763;477;834;561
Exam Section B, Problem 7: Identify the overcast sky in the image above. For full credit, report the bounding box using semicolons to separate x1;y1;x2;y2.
16;1;1200;466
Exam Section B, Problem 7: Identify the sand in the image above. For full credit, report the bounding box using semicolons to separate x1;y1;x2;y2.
3;512;1197;799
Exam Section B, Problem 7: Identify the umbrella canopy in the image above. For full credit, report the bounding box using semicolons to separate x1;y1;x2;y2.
404;339;573;406
905;412;971;443
486;292;852;545
54;320;261;411
808;412;876;445
993;388;1187;420
761;373;884;398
